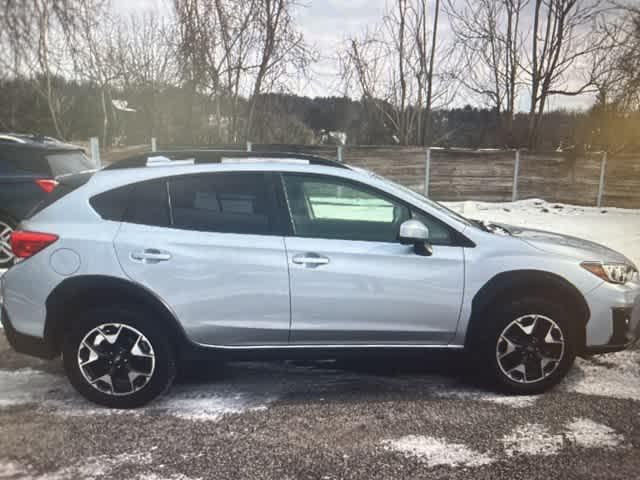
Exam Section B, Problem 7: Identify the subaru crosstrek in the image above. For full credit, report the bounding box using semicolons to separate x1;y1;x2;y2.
1;150;639;408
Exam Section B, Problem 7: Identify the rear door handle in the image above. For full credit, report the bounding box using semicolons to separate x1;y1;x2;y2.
130;249;172;264
292;253;330;266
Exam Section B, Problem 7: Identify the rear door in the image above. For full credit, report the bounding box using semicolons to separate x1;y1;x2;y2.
113;172;291;346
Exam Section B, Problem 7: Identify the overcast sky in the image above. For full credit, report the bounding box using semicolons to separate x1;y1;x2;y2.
112;0;595;110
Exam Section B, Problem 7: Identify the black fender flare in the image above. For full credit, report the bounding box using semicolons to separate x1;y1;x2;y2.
45;275;194;357
465;269;590;349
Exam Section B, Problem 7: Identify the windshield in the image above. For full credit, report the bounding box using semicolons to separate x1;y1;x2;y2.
46;150;94;176
367;171;476;228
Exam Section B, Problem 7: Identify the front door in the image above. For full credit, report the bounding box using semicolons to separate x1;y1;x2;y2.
281;173;465;345
113;172;290;346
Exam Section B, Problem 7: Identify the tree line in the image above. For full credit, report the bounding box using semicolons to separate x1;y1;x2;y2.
0;0;639;152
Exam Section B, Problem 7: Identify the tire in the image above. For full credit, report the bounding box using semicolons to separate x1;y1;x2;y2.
63;305;176;408
473;297;577;395
0;214;17;270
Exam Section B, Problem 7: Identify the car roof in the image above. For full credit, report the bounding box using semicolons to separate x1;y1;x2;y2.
0;133;83;152
104;149;349;170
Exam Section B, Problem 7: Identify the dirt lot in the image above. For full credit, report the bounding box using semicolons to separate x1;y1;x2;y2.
0;333;638;480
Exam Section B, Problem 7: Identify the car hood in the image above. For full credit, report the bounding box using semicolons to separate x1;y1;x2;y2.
496;223;634;265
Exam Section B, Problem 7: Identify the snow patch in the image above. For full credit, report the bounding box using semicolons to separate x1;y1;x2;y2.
502;419;626;457
153;387;275;422
136;474;203;480
445;199;640;266
382;435;494;468
565;418;625;449
566;350;640;402
433;388;538;408
0;461;29;478
0;367;274;422
501;423;563;457
0;452;153;480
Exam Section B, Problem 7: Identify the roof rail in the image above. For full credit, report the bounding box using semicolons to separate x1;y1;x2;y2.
104;149;348;170
146;155;195;167
0;134;28;144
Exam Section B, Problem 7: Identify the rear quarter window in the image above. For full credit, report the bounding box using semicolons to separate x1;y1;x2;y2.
91;180;170;226
90;185;132;221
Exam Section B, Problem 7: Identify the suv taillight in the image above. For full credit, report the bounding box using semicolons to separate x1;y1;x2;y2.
10;231;59;258
35;179;59;193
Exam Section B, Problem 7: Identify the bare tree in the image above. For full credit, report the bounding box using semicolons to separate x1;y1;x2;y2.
116;12;180;141
340;0;455;145
447;0;528;146
524;0;608;149
173;0;313;143
72;9;123;147
0;0;104;139
214;0;259;142
244;0;315;141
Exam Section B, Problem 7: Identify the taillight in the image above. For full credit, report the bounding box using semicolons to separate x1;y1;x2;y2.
35;179;59;193
10;231;59;258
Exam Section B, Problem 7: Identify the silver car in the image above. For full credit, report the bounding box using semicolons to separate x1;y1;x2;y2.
1;151;639;408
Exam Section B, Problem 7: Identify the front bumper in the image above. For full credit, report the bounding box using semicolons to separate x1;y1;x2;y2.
582;282;640;355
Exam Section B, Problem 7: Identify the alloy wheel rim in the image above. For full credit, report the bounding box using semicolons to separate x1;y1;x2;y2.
0;221;14;265
496;314;565;384
78;323;156;396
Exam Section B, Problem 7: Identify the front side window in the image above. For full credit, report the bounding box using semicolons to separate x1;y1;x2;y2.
282;174;453;244
169;173;273;235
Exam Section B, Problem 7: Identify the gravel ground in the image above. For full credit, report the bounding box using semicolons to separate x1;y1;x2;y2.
0;334;638;480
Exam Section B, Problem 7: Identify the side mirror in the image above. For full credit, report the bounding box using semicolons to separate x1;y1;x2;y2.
399;219;433;256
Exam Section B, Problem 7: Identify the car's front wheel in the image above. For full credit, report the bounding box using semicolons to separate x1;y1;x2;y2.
476;297;577;394
63;306;176;408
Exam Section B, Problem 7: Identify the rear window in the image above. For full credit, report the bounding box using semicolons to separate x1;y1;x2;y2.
46;151;93;176
0;149;50;175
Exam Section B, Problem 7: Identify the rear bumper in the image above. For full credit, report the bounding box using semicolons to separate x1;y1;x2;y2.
1;305;57;359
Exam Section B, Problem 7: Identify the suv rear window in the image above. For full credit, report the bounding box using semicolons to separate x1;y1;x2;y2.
46;151;94;176
0;149;51;175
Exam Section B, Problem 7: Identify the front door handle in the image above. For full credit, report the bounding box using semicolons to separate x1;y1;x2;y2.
130;249;172;264
292;253;330;266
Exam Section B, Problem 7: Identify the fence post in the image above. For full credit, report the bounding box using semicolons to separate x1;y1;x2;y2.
89;137;101;168
337;145;343;162
424;148;431;197
151;137;157;152
597;151;607;208
512;149;520;202
246;141;252;152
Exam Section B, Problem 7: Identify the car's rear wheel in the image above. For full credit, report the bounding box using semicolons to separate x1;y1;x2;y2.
0;215;17;269
63;306;176;408
475;297;576;394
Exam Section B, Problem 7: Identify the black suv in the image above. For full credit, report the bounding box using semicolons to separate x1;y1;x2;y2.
0;134;93;268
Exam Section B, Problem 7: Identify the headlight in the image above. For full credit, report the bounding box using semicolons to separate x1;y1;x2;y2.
581;261;639;285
